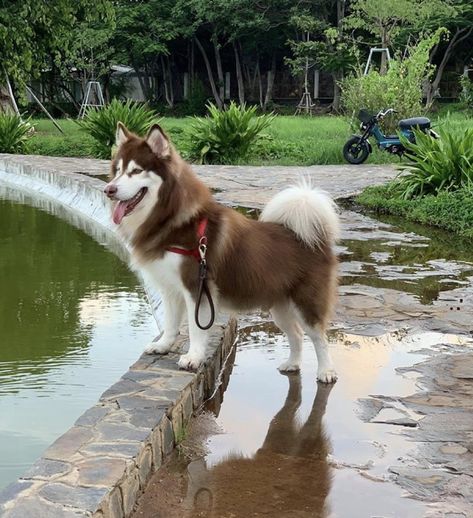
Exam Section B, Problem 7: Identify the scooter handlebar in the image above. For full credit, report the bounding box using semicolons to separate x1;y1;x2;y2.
376;108;397;118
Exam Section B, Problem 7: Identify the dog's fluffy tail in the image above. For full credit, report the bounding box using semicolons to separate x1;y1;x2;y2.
260;180;340;249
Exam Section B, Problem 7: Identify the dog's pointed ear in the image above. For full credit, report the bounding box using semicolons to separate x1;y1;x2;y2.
116;122;131;148
146;124;170;159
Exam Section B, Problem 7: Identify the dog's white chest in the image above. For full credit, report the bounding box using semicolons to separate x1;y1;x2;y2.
130;251;185;293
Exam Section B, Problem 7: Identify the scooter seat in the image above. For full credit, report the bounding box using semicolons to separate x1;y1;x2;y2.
399;117;431;130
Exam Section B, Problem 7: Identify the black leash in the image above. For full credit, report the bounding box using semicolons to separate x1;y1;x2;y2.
194;237;215;330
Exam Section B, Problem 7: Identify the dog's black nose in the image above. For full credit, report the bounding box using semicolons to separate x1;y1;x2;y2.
104;183;117;198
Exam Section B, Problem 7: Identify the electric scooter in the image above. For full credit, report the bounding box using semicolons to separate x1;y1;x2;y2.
343;108;439;164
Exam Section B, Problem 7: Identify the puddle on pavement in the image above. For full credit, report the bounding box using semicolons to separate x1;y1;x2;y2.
141;322;473;518
339;209;473;305
226;204;473;307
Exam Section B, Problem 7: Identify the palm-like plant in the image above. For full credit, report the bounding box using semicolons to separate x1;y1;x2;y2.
0;114;31;153
396;128;473;199
187;102;275;164
78;99;160;158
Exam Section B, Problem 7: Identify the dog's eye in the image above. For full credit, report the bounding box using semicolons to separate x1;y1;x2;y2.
129;168;142;175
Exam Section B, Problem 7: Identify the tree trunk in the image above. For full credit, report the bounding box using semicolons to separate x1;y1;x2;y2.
380;29;389;74
426;27;473;107
233;41;245;105
337;0;346;28
133;62;151;101
331;71;342;112
167;57;174;107
263;54;276;111
0;70;19;114
57;81;80;111
195;37;223;108
213;37;225;101
241;41;251;91
256;60;264;109
0;84;16;113
161;55;174;108
189;40;195;88
249;57;259;101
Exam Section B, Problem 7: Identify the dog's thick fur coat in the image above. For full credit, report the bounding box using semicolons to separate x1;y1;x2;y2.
105;123;339;382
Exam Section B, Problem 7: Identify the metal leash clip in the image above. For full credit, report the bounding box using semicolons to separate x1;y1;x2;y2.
198;236;207;263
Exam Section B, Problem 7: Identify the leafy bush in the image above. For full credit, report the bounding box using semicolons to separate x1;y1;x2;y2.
180;79;209;116
186;102;275;164
395;128;473;199
459;75;473;112
0;114;31;153
340;30;444;132
357;184;473;239
78;99;160;158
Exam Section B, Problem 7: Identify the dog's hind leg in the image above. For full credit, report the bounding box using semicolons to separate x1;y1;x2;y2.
145;288;185;355
300;322;337;384
271;301;304;372
177;288;216;371
291;281;338;383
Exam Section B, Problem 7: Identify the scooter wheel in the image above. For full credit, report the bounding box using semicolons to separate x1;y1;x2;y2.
343;137;370;164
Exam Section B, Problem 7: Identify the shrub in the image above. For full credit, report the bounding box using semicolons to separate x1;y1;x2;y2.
0;114;31;153
180;79;209;116
186;102;275;164
395;128;473;199
459;75;473;112
340;30;444;132
78;99;160;158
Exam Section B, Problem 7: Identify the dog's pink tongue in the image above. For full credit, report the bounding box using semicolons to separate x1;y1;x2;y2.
112;201;128;225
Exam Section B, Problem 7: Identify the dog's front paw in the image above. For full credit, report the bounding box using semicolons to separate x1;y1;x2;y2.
278;360;301;373
144;336;175;355
317;367;338;384
177;353;205;371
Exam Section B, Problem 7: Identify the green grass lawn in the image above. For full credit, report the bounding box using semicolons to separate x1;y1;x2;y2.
357;184;473;239
27;109;473;166
29;119;95;158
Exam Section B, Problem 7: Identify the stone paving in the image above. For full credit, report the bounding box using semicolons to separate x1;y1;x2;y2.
0;154;398;206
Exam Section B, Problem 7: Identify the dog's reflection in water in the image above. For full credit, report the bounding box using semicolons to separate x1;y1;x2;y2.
184;374;334;518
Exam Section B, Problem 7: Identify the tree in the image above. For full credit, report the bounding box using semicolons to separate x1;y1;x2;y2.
286;8;357;112
0;0;113;112
314;28;360;111
286;13;325;112
345;0;453;73
423;0;473;105
64;19;116;96
112;0;179;106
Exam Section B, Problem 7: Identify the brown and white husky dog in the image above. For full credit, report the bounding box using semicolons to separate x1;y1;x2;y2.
104;123;339;383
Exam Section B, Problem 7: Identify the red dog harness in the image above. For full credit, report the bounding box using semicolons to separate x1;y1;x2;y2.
166;218;215;330
166;218;208;261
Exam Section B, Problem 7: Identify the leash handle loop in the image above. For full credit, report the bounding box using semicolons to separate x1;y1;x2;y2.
195;258;215;330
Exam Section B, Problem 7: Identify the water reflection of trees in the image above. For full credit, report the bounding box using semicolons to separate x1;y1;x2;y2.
0;200;137;388
340;217;473;305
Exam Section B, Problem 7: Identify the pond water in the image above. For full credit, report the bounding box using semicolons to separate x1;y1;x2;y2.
0;197;155;490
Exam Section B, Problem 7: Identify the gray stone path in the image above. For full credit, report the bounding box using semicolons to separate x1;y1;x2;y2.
0;154;397;206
